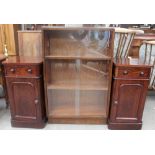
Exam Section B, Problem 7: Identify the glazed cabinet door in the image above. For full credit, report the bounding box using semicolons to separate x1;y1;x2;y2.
110;79;148;123
6;77;40;122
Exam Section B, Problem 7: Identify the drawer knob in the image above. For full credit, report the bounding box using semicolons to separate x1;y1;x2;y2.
10;68;15;73
123;70;128;75
34;99;39;104
114;101;118;105
140;71;144;76
27;69;32;73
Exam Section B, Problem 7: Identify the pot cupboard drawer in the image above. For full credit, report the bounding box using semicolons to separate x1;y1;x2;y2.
114;67;151;79
4;65;42;77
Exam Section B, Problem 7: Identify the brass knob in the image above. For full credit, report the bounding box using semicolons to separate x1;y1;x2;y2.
34;99;39;104
123;70;128;75
140;71;144;76
10;68;15;73
27;68;32;73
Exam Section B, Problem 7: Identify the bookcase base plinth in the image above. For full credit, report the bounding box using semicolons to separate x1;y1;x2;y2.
48;117;107;124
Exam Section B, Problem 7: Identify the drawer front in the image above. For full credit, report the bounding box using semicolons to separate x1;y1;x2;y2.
5;65;42;77
114;67;151;79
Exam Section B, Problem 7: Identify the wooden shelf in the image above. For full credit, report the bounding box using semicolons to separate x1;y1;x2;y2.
45;55;111;60
48;104;106;118
47;83;108;91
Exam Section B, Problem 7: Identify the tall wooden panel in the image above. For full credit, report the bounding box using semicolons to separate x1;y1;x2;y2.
18;31;42;57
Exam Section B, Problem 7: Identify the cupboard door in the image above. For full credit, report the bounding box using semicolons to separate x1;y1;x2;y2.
6;77;39;122
110;79;148;123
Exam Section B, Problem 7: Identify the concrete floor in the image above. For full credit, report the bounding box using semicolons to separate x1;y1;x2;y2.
0;95;155;130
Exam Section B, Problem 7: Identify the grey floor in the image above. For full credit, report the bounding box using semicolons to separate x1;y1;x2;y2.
0;95;155;130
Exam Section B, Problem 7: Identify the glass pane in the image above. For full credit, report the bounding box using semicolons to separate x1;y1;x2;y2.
45;30;111;58
46;60;110;118
44;28;114;122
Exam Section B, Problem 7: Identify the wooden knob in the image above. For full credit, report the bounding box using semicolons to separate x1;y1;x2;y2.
114;101;118;105
27;68;32;73
140;71;144;76
34;99;39;104
123;70;128;75
10;68;15;73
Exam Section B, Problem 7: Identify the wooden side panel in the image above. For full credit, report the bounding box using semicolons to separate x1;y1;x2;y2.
18;31;42;57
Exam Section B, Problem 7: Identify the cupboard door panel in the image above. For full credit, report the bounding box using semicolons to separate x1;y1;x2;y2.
110;80;148;123
6;78;38;121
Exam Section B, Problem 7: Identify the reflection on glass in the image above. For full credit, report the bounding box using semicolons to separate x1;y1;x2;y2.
47;30;111;58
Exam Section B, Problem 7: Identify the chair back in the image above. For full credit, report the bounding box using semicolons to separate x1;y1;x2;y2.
139;40;155;89
114;28;144;58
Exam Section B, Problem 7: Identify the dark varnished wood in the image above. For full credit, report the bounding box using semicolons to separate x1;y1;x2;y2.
108;57;152;130
5;65;42;77
114;67;150;79
2;56;46;128
113;57;152;79
3;56;43;65
43;26;115;124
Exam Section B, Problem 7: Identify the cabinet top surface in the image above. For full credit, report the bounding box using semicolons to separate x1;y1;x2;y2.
114;57;153;67
134;34;155;40
42;26;114;31
18;30;42;33
2;56;43;65
0;54;6;62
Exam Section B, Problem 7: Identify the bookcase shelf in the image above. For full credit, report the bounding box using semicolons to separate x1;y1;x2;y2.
47;83;108;91
43;26;114;124
45;55;111;60
49;103;107;118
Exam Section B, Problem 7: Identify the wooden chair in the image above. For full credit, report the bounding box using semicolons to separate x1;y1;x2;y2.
114;28;144;58
139;40;155;90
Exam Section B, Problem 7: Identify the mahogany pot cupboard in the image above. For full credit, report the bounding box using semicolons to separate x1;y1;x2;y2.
2;57;46;128
108;57;152;130
1;26;153;129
